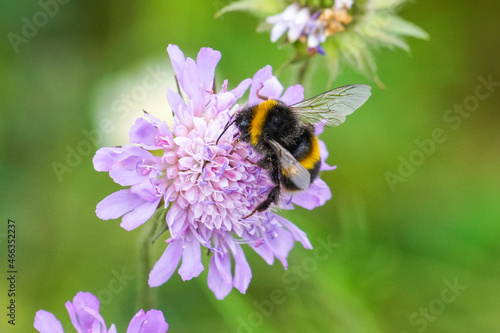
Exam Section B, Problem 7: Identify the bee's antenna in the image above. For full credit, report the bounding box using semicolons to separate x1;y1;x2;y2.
216;118;236;145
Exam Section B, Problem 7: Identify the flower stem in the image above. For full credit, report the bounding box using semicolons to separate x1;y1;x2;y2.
136;218;158;310
275;57;293;78
297;57;311;86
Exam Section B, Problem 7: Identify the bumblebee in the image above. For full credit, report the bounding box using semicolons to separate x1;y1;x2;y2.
217;84;371;218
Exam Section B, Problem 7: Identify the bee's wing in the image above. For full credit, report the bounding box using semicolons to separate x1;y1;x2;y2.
291;84;371;127
267;140;310;191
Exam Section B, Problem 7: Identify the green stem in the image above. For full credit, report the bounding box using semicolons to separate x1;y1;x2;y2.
274;57;293;79
296;57;311;86
136;219;158;310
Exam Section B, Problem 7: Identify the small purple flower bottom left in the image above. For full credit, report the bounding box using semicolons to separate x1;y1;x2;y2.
34;291;168;333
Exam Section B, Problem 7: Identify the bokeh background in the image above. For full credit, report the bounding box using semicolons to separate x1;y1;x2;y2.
1;0;499;332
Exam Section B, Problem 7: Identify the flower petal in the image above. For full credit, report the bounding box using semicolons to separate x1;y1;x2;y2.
292;178;332;210
129;117;158;147
178;156;195;169
280;84;304;105
260;76;283;101
149;239;183;287
182;58;203;117
263;225;294;269
66;292;105;333
96;189;144;221
248;65;273;105
196;47;221;93
120;198;161;231
166;203;189;239
276;215;313;249
109;324;118;333
126;309;144;333
251;238;274;265
167;89;194;128
212;92;237;115
178;234;204;281
229;78;252;101
130;180;163;202
207;254;232;300
34;310;64;333
335;0;353;10
282;2;300;20
167;44;185;84
270;21;289;42
314;120;325;135
166;88;185;117
288;8;310;42
93;147;122;172
96;145;155;186
127;309;169;333
318;139;337;171
230;242;252;294
109;162;148;187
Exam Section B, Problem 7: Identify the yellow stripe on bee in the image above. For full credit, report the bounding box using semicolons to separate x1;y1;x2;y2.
298;135;320;170
250;100;278;146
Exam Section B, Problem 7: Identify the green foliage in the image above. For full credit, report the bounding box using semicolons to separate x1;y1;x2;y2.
1;0;499;332
215;0;285;18
217;0;429;85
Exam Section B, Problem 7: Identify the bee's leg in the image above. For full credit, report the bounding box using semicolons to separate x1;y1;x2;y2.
241;159;281;220
256;83;270;101
257;186;280;212
241;186;280;220
263;158;282;187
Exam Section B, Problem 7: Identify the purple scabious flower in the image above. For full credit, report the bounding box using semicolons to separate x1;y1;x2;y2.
93;45;334;299
217;0;428;84
266;2;352;55
34;291;168;333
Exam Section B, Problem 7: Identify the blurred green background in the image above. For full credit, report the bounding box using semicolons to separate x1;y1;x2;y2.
1;0;499;332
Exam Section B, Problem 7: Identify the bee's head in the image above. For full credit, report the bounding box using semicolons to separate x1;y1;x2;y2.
233;107;253;143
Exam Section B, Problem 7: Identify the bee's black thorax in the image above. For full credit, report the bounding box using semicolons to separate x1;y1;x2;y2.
259;101;300;146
